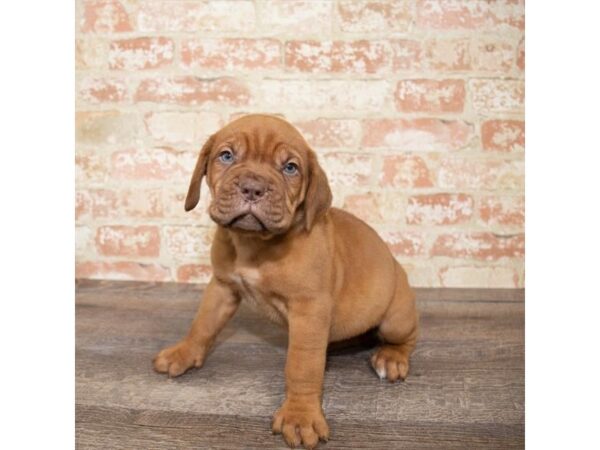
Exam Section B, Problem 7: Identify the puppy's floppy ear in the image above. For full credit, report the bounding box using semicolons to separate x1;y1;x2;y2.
185;135;215;212
304;150;332;231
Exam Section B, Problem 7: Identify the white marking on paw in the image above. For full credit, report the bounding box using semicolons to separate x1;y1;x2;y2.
376;366;387;379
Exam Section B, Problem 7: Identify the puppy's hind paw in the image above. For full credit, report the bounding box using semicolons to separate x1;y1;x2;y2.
370;345;410;383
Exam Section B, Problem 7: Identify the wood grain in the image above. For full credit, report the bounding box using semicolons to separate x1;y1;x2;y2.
76;280;524;449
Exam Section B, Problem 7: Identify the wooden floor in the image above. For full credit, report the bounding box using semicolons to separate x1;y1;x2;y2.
76;280;524;449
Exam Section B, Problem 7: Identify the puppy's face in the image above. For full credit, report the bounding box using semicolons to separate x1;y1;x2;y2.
185;115;332;236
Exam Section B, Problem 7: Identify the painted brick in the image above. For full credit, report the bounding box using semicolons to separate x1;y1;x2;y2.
111;148;195;181
471;38;515;73
343;192;384;223
109;37;174;70
80;0;132;33
416;0;525;31
344;193;406;224
260;1;332;35
135;77;250;106
76;152;109;183
78;77;128;103
439;265;519;287
478;196;525;227
162;186;213;226
75;226;94;258
390;40;422;71
422;37;515;73
76;110;142;145
407;193;473;225
517;37;525;71
285;40;388;74
469;79;524;113
403;263;438;287
330;185;346;209
395;79;465;113
95;225;161;257
76;261;170;281
163;226;213;261
432;232;524;260
337;0;412;33
481;120;525;152
120;189;164;218
377;193;407;224
77;188;164;220
380;231;428;257
144;111;221;145
424;38;471;71
136;0;255;32
321;152;372;186
438;158;524;190
76;189;117;220
294;119;361;148
182;39;281;71
177;264;213;284
74;0;526;289
362;118;472;151
76;38;109;69
260;79;389;111
380;154;434;188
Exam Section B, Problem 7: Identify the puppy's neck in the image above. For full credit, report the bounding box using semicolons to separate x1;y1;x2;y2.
226;224;298;245
218;222;305;263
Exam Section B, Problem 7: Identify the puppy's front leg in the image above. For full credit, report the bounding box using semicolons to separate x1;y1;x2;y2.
153;277;239;377
272;297;331;449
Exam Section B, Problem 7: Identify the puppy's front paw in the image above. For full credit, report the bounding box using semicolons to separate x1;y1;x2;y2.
370;345;411;382
153;340;206;377
272;398;329;449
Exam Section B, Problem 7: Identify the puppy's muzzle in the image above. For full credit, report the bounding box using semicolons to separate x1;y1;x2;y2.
238;175;267;203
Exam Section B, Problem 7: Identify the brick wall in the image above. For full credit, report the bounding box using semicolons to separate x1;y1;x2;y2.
75;0;525;288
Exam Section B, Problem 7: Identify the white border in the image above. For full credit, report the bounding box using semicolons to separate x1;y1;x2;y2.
0;1;74;448
2;1;600;448
527;2;600;448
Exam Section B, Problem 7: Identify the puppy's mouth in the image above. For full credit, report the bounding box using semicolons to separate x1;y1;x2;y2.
227;213;266;232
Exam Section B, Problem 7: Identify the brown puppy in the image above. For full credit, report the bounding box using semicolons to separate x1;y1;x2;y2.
153;114;419;449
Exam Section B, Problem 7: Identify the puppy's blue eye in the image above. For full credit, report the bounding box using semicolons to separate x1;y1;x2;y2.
219;150;234;164
282;162;298;176
283;163;298;175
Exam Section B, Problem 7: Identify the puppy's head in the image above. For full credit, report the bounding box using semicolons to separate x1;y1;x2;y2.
185;114;332;236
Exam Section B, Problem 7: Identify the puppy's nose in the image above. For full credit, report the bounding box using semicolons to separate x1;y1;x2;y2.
239;178;266;202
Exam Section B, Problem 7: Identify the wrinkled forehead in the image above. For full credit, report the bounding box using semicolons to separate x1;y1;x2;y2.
213;115;308;158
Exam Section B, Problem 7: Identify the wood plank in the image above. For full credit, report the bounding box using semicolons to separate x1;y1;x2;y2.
76;340;523;424
415;287;524;303
75;280;524;449
76;405;524;450
76;293;524;346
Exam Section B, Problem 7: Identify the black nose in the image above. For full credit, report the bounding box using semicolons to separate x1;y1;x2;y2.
239;178;266;202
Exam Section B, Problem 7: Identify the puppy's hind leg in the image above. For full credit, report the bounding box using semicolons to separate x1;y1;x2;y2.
370;264;419;383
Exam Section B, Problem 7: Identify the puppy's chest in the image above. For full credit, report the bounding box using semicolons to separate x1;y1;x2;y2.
229;267;288;325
